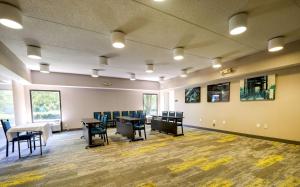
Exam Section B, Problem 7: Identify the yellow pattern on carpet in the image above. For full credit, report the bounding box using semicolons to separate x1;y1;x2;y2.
201;178;233;187
0;171;45;187
121;142;167;157
200;156;232;171
168;157;207;173
246;178;269;187
216;135;237;143
256;155;284;168
278;176;300;187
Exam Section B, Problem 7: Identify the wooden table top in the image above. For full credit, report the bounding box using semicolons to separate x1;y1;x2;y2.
116;116;141;121
81;118;101;124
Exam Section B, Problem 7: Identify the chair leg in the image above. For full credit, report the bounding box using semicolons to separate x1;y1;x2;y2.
181;125;184;135
106;133;109;144
18;140;21;158
39;134;42;156
6;141;9;157
33;136;36;150
29;139;32;154
12;141;14;153
144;128;147;139
27;140;29;148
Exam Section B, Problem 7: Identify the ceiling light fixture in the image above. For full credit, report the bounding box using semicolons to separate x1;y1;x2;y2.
111;31;125;49
91;69;99;78
229;12;247;35
173;47;184;61
130;73;136;81
159;76;165;82
153;0;165;2
180;69;188;78
268;36;284;52
27;45;42;59
99;56;108;66
145;64;154;73
212;57;222;69
40;63;50;73
0;3;23;29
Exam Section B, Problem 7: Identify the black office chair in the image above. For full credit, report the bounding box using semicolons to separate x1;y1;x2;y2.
1;119;34;158
133;113;147;139
121;111;129;116
112;111;120;125
176;112;184;135
91;115;109;145
168;111;176;123
129;111;136;118
162;111;168;121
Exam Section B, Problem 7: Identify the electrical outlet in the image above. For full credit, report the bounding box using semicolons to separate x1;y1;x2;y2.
264;124;268;129
222;120;226;125
213;120;216;127
256;123;261;128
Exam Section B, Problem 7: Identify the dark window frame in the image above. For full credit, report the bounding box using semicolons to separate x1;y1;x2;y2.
30;90;62;123
143;93;158;116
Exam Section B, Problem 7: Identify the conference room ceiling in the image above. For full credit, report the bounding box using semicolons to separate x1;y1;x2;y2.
0;0;300;81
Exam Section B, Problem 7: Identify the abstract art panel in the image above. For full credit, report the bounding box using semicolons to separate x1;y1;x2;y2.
240;74;276;101
207;82;230;102
185;87;200;103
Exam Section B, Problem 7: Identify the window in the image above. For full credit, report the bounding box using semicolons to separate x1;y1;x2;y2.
0;90;14;124
30;90;61;122
143;94;158;116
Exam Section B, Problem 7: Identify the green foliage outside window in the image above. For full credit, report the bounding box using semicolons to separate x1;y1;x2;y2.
143;94;158;116
0;90;14;122
31;90;61;122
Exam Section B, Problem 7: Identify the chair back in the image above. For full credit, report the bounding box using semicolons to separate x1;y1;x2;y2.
103;112;112;120
169;111;175;117
139;113;146;125
129;111;136;118
121;111;128;116
93;112;101;120
112;111;120;119
162;111;168;116
162;111;168;121
1;119;11;139
101;115;108;129
137;110;143;117
176;112;183;123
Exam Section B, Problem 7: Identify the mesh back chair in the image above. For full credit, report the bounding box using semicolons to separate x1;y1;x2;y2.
93;112;101;120
129;111;136;118
121;111;128;117
162;111;168;121
133;113;147;139
1;119;34;158
112;111;120;125
176;112;184;135
168;111;176;123
91;115;109;145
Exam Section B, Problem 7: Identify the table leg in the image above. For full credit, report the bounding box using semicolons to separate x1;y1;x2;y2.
40;133;42;155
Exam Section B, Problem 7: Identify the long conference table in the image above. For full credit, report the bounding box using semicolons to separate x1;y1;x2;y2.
116;116;144;141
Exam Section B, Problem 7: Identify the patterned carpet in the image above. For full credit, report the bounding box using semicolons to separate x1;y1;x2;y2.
0;126;299;187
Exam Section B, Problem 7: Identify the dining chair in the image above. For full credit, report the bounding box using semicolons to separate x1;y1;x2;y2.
168;111;176;123
1;119;34;158
93;112;101;120
112;111;120;125
91;115;109;145
129;111;136;118
133;113;147;139
136;110;143;118
103;111;114;127
162;111;168;121
176;112;184;135
121;111;128;116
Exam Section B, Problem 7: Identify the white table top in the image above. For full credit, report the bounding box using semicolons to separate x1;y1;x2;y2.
6;123;52;144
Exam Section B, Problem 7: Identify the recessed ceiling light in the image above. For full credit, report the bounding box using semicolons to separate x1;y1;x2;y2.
99;56;108;66
153;0;165;2
145;64;154;73
0;3;23;29
268;36;284;52
173;47;184;61
130;73;136;81
91;69;99;78
40;63;50;73
212;57;222;69
27;45;42;60
180;69;188;78
111;31;125;49
229;12;247;35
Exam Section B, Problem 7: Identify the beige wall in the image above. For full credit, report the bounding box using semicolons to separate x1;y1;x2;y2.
173;66;300;142
24;84;158;129
12;81;27;126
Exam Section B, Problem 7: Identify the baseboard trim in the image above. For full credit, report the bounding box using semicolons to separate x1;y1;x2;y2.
184;125;300;145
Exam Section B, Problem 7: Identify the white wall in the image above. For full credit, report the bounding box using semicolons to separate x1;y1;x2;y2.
24;85;158;129
12;81;27;126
